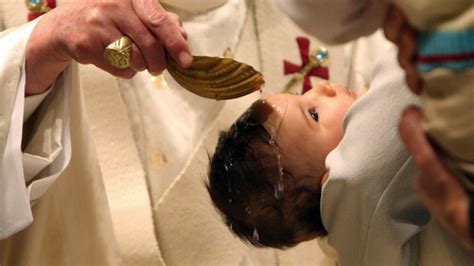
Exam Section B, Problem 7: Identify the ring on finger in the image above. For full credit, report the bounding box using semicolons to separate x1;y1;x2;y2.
104;36;133;69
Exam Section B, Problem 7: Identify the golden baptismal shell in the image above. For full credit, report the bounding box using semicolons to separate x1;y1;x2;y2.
167;55;265;100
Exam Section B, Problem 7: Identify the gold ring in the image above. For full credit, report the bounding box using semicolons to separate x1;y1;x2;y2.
104;36;132;69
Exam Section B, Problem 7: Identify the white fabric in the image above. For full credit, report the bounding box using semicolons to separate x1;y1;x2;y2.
24;87;52;122
122;0;341;264
120;0;246;203
322;46;427;266
25;64;72;202
1;34;32;239
161;0;227;14
0;21;72;239
274;0;387;44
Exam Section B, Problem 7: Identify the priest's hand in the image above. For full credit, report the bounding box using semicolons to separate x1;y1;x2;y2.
399;107;474;253
25;0;192;95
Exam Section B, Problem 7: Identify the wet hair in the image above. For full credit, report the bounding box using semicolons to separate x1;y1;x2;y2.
206;100;327;249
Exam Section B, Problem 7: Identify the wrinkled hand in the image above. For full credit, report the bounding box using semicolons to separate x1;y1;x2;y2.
26;0;191;94
383;5;421;94
399;107;473;253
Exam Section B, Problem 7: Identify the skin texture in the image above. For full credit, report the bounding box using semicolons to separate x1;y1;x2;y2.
263;81;357;188
384;5;473;253
25;0;192;95
383;5;421;94
399;107;473;253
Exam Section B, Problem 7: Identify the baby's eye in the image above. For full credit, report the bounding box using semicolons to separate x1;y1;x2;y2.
309;108;319;122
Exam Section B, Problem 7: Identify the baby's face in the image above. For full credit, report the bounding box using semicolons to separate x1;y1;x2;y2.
263;81;356;185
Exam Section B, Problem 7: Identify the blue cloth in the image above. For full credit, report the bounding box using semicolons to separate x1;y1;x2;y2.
417;29;474;72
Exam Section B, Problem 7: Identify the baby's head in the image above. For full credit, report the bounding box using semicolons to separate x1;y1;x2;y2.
207;81;356;248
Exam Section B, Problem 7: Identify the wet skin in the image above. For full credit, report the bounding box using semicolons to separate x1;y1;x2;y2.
263;81;358;189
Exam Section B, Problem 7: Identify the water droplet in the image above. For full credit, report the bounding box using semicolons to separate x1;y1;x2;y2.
274;186;283;199
245;207;252;214
252;227;260;242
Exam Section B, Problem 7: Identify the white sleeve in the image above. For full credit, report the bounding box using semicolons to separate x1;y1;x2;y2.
274;0;389;44
24;87;53;122
23;63;72;203
0;21;72;239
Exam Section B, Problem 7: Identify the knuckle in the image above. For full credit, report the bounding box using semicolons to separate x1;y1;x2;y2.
132;60;147;72
148;11;169;28
148;64;166;75
167;11;181;24
164;35;181;48
140;35;157;50
73;36;92;60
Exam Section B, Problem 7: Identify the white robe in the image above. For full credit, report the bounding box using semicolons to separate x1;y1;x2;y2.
322;46;426;265
0;0;339;265
0;20;121;265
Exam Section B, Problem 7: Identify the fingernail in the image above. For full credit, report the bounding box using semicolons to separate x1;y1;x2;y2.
179;52;193;67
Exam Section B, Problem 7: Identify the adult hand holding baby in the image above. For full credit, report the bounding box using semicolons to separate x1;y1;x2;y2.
383;5;421;94
399;107;473;254
385;4;474;255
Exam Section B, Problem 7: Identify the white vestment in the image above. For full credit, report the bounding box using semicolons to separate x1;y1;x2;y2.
0;0;342;264
0;20;121;264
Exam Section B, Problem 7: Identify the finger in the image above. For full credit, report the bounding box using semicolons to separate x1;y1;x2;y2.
167;11;182;27
397;25;417;72
383;5;406;44
130;44;147;72
114;13;167;75
399;107;463;197
405;73;423;95
68;27;137;79
95;31;137;79
399;107;437;173
133;0;193;68
167;11;188;40
181;27;188;40
97;46;137;78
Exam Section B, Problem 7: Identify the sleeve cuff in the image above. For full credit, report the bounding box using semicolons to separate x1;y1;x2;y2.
24;83;54;122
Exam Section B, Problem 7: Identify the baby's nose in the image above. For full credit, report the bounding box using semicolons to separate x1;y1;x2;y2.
315;80;336;97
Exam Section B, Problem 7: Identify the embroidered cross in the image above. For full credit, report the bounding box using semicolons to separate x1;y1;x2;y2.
26;0;56;21
283;37;329;94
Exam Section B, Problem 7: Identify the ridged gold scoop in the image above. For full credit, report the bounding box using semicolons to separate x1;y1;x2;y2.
103;36;264;99
166;55;265;100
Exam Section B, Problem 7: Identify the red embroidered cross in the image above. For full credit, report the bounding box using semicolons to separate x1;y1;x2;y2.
27;0;56;21
283;37;329;94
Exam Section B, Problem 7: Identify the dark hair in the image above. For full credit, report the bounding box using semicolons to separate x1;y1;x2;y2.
206;100;327;249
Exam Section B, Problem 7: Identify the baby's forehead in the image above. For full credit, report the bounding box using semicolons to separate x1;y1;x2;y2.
255;94;289;136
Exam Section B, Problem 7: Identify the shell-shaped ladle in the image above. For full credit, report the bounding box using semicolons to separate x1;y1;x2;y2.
166;55;265;100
